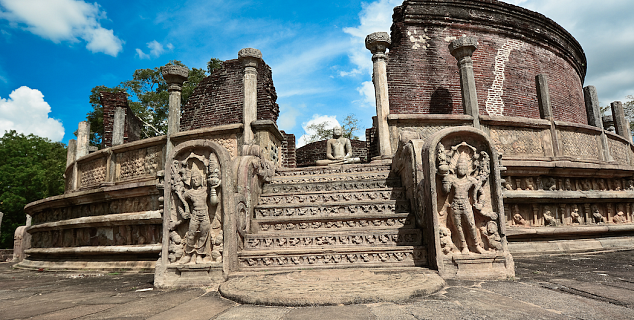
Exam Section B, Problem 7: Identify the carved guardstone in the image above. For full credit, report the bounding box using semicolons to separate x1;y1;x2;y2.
422;126;514;279
155;139;236;288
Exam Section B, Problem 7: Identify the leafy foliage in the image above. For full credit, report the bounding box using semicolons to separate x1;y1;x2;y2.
0;131;66;248
304;114;361;144
86;58;223;147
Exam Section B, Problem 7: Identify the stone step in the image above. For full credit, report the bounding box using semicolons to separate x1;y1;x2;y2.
268;171;391;185
263;178;401;195
243;228;422;251
258;188;406;206
253;213;415;233
238;246;427;271
274;164;391;178
254;200;410;219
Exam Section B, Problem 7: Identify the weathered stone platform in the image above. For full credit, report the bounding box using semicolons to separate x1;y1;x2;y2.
219;267;444;306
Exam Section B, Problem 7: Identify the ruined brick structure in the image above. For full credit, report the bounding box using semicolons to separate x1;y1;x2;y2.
100;92;143;148
180;59;279;131
280;131;296;168
388;0;586;123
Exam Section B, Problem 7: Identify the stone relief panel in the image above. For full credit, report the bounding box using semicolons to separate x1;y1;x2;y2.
116;145;162;182
265;179;398;194
275;165;389;177
607;137;631;166
255;201;409;219
501;175;634;192
258;190;404;205
489;127;549;158
239;248;426;268
399;125;449;143
257;216;414;233
558;130;601;161
436;141;502;255
245;230;421;250
31;224;161;248
211;134;238;158
505;202;633;227
78;157;107;188
167;148;223;265
31;195;157;225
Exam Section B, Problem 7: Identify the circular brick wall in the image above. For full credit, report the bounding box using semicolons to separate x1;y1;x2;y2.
388;0;587;124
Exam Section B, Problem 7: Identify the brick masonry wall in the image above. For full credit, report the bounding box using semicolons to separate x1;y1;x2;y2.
366;127;379;160
388;0;587;124
100;92;143;148
280;131;296;168
296;139;368;167
181;59;279;131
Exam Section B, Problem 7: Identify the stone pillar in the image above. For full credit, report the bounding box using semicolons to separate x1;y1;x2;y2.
365;32;392;158
611;101;632;141
238;48;262;145
536;75;560;157
76;121;90;160
449;37;480;128
112;107;126;146
66;139;77;168
584;86;612;161
161;64;189;136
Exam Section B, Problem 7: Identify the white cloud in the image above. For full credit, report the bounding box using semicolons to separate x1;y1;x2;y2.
502;0;634;105
356;81;376;108
0;86;64;141
277;104;301;132
136;40;174;59
297;114;340;147
0;0;123;56
342;0;403;77
136;48;150;59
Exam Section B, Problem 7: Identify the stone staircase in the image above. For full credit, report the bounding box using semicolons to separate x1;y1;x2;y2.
237;163;427;271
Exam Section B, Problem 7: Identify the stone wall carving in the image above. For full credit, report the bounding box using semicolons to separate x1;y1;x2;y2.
505;202;633;227
31;195;157;225
78;157;107;188
275;165;389;177
502;175;634;192
607;137;631;166
116;146;162;181
255;201;409;219
258;190;403;205
211;135;238;158
266;179;398;194
245;230;421;250
269;172;389;184
239;248;426;268
257;216;413;233
559;130;601;160
167;148;223;265
31;224;161;248
489;127;548;157
399;125;449;142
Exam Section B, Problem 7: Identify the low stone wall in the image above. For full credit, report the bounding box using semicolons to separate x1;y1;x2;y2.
296;139;368;167
21;126;241;271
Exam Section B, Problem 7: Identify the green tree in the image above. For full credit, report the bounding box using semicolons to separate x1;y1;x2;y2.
0;131;66;248
304;114;361;144
86;58;223;146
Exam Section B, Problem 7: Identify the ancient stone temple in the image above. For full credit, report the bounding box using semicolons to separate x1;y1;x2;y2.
16;0;634;292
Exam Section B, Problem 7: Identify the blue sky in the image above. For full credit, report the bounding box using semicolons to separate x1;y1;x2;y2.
0;0;633;146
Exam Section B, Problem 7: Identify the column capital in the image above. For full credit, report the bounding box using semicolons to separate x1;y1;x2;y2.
161;64;189;92
238;48;262;68
365;32;391;58
449;37;479;60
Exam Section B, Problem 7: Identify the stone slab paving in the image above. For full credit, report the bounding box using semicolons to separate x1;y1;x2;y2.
0;249;632;319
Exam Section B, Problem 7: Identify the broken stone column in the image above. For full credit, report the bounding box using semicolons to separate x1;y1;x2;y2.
535;74;559;157
161;64;189;136
449;37;480;128
366;32;392;158
238;48;261;145
584;86;612;161
76;121;90;160
112;107;126;146
66;139;77;168
611;101;632;142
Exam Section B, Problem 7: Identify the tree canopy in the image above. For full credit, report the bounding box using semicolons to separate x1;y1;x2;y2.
86;59;223;146
304;114;361;144
0;131;66;248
